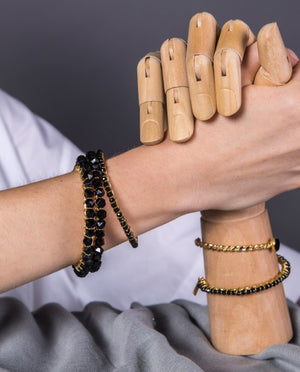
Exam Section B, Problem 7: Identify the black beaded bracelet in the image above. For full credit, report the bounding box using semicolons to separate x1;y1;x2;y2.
72;151;107;277
96;149;138;248
193;254;291;296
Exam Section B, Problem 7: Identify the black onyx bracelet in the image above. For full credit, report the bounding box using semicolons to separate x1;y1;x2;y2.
72;151;106;277
96;149;138;248
193;254;291;296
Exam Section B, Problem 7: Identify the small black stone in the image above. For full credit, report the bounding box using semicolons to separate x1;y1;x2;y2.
86;151;96;161
84;246;94;254
109;197;115;203
77;155;86;164
83;236;93;246
84;180;93;188
73;267;88;278
90;261;102;273
116;212;122;218
96;220;106;229
91;162;100;170
97;209;107;219
85;228;94;237
93;179;102;188
274;238;280;252
96;188;105;197
84;188;94;198
93;251;102;262
85;199;95;208
102;176;107;182
120;221;127;227
93;171;102;178
83;172;93;180
107;191;113;198
86;219;95;228
113;207;120;213
96;198;106;208
103;181;109;188
86;209;95;218
95;230;104;238
111;202;117;209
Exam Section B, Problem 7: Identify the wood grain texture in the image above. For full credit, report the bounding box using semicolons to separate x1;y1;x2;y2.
201;23;293;355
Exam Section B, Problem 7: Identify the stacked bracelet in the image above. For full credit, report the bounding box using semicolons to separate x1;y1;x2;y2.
72;151;106;277
193;254;291;296
194;237;291;296
96;150;138;248
195;237;280;252
73;149;139;277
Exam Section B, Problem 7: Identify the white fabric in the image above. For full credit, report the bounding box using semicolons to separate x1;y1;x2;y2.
0;89;299;311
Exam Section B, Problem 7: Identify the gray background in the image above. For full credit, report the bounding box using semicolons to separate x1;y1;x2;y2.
0;0;299;250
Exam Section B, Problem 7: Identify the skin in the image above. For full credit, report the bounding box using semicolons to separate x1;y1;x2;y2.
0;33;299;293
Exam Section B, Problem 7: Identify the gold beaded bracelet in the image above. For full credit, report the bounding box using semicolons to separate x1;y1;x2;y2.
193;254;290;296
195;237;280;252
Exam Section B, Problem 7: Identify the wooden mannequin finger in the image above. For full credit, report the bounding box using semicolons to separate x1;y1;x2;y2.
137;52;166;145
186;12;219;120
161;38;194;142
214;20;256;116
254;23;292;86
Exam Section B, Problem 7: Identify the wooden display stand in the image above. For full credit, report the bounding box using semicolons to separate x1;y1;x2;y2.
137;13;294;355
201;22;293;354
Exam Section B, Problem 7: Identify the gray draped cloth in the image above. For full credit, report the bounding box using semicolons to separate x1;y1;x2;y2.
0;297;299;371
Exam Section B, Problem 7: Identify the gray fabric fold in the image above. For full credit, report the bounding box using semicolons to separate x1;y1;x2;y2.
0;297;299;371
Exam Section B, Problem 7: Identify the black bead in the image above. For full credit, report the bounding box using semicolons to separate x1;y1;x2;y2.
116;212;122;218
102;176;107;182
111;202;117;209
96;220;106;229
93;178;102;188
90;261;102;273
93;251;102;262
77;155;86;164
85;199;95;208
84;179;93;188
97;209;107;219
91;162;100;170
274;238;280;252
86;151;96;161
113;207;120;213
84;246;94;254
85;209;95;218
83;171;93;180
107;191;113;198
73;267;88;278
86;219;95;228
83;236;93;246
84;188;94;198
96;188;105;197
85;228;94;237
109;197;115;203
120;221;127;227
103;181;109;188
95;230;104;238
96;198;106;208
93;170;102;178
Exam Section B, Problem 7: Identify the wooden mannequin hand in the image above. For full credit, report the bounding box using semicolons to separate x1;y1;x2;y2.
137;13;296;145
